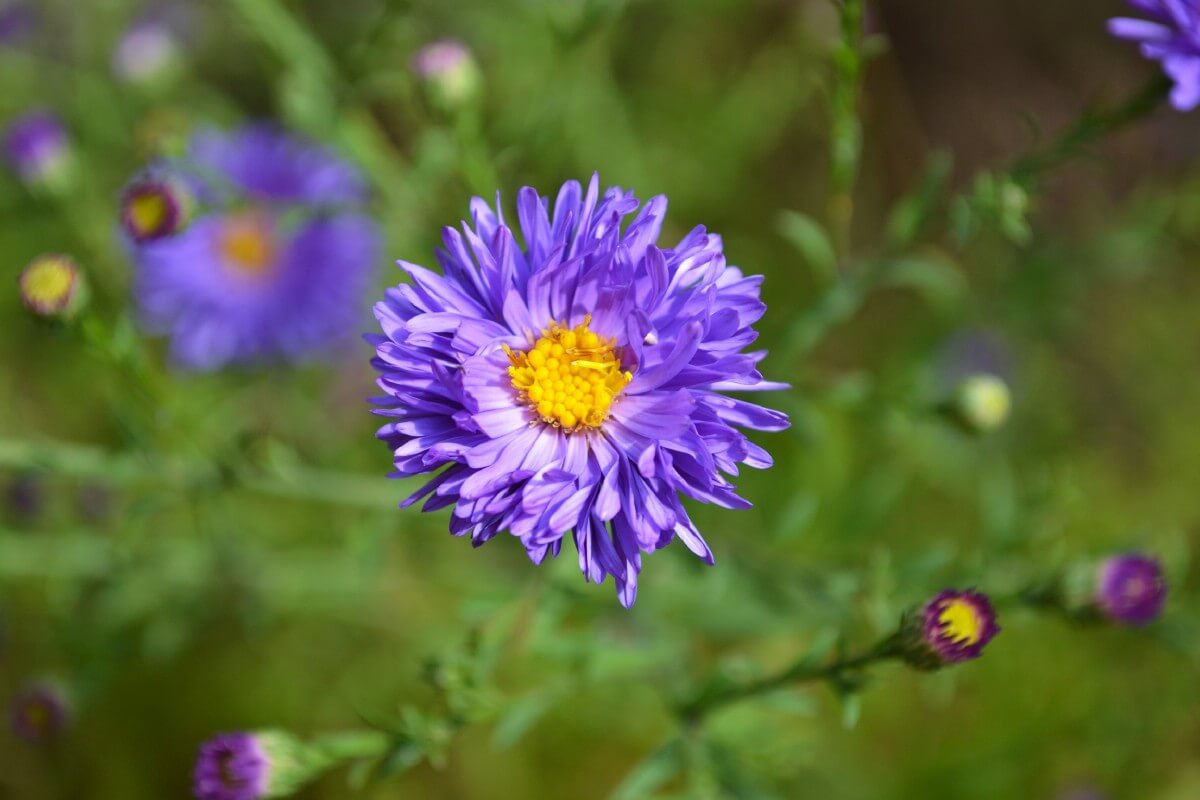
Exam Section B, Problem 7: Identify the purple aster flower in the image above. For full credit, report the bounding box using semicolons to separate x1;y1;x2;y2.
369;175;789;607
1110;1;1200;110
136;210;378;370
3;110;70;185
121;171;194;243
1096;553;1167;625
9;682;70;744
129;126;379;370
19;254;87;319
897;589;1000;669
187;125;368;207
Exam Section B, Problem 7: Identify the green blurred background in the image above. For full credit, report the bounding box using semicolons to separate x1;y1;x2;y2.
2;0;1199;797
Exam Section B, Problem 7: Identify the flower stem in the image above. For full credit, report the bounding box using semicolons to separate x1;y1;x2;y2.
310;730;392;763
828;0;865;262
1008;73;1172;185
679;635;901;723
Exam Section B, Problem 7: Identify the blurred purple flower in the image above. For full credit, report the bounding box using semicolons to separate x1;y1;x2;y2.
369;175;788;606
0;2;35;47
112;19;181;84
1096;553;1166;625
412;38;471;79
3;110;70;185
130;126;379;370
920;589;1000;665
188;125;367;207
136;210;378;370
193;732;269;800
1110;1;1200;110
9;682;70;744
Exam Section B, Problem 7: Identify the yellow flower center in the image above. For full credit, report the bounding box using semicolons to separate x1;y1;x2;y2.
938;599;983;645
503;316;632;431
128;190;170;236
21;256;75;308
219;214;277;277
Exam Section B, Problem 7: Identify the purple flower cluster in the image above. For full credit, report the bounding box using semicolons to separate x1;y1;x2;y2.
370;175;788;606
1110;1;1200;110
129;126;379;370
8;682;70;744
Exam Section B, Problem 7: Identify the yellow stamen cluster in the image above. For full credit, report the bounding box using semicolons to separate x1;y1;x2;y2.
504;316;632;432
19;255;79;315
127;191;170;236
219;213;277;277
938;599;983;645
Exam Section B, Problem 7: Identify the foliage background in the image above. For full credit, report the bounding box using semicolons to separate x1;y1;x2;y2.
2;0;1199;798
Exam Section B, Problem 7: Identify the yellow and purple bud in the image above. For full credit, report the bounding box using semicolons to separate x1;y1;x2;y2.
1095;553;1166;626
898;588;1000;670
8;681;71;744
120;173;193;243
18;254;87;320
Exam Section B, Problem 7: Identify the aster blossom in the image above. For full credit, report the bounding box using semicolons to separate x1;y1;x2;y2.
130;125;379;370
1109;0;1200;110
895;588;1000;670
370;175;788;607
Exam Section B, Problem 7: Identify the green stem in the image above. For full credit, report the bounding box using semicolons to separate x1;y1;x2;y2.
1008;74;1171;185
680;635;900;723
311;730;392;763
828;0;865;262
0;438;404;511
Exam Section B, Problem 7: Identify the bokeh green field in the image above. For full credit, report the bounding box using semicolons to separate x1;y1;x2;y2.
3;1;1200;798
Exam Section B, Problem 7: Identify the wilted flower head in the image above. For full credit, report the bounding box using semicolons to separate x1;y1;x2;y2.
9;682;70;744
130;125;378;370
19;254;86;319
370;175;788;606
412;39;480;108
1110;1;1200;110
1096;553;1166;625
3;110;71;186
121;171;194;243
898;589;1000;669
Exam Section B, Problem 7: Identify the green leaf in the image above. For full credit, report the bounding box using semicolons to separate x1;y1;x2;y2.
885;152;952;247
491;691;557;749
877;253;966;311
609;738;684;800
777;210;837;283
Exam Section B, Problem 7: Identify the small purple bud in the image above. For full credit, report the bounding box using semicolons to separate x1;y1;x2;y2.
412;39;480;109
1095;553;1166;625
193;732;271;800
112;20;181;84
3;110;71;186
5;472;42;522
9;682;71;744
